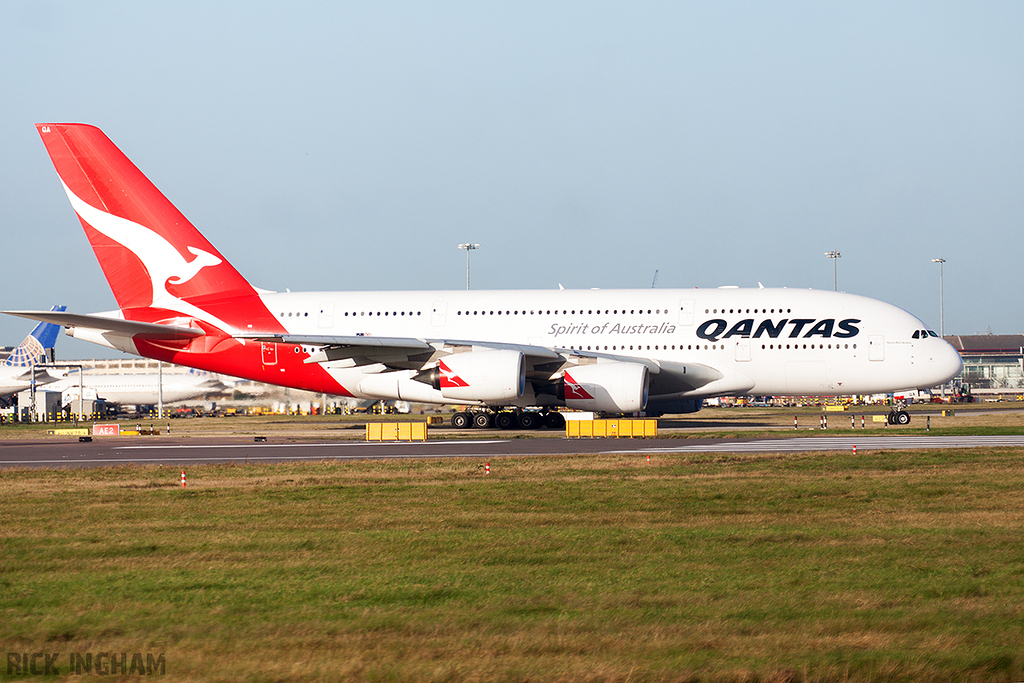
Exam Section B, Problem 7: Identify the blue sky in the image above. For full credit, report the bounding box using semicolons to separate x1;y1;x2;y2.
2;1;1022;358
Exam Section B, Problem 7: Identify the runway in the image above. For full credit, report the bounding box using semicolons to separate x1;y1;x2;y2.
2;433;1023;468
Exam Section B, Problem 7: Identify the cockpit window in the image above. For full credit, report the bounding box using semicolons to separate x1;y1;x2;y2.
927;330;939;337
912;330;921;339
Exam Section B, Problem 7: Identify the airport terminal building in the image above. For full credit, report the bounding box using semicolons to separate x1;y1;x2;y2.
945;334;1024;396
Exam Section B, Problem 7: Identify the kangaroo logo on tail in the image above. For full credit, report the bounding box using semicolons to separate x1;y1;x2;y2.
60;181;234;332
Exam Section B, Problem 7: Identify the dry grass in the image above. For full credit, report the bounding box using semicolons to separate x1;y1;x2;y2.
1;448;1023;681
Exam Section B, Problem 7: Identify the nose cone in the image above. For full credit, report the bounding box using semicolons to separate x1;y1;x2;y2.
920;339;963;389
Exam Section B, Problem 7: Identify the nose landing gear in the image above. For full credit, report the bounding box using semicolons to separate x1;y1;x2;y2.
887;400;911;425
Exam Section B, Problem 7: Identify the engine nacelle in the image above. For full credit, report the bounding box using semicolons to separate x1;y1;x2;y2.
560;362;649;413
416;349;525;403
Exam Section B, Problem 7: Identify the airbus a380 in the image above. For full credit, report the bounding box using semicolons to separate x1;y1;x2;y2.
4;124;962;428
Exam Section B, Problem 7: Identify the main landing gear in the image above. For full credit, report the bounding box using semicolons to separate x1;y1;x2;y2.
887;400;911;425
450;410;566;430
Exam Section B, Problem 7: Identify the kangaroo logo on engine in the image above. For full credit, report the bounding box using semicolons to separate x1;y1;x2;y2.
696;318;861;342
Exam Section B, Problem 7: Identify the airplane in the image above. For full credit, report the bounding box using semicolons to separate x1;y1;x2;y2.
45;368;226;407
0;305;66;401
4;123;962;429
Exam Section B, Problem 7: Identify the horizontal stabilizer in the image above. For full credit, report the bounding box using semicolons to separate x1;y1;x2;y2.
2;310;204;339
7;368;63;384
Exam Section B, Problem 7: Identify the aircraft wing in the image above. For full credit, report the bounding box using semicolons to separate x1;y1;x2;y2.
2;311;204;339
247;332;721;392
243;333;563;366
562;351;724;394
251;334;434;351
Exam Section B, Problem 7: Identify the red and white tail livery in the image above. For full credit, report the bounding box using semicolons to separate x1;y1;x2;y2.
5;123;962;427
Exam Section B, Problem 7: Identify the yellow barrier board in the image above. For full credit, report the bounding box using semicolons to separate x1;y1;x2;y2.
872;415;888;422
824;406;848;412
366;422;428;442
566;419;657;438
46;428;90;436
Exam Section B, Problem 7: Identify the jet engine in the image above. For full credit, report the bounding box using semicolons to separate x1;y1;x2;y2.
559;362;649;413
414;349;525;403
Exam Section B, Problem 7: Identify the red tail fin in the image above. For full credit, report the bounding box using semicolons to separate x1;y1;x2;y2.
36;123;278;333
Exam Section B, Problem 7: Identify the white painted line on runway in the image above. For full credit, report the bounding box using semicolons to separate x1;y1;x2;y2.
608;435;1024;455
0;453;501;465
116;440;506;450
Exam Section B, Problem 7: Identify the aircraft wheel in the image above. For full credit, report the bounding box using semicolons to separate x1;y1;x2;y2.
544;412;566;429
495;412;517;430
472;412;493;429
517;412;540;429
451;412;472;429
886;412;897;425
895;410;911;425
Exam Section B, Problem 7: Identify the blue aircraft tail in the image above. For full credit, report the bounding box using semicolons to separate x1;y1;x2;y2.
3;305;66;368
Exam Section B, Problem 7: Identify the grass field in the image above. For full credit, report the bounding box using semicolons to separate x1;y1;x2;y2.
2;447;1023;681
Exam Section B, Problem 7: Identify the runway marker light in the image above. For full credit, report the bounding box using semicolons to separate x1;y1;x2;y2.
181;471;186;488
646;454;651;464
853;445;857;455
794;416;798;429
485;462;490;476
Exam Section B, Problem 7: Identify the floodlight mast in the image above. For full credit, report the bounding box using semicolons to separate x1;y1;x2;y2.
931;258;946;338
825;250;841;291
932;257;948;399
458;243;480;290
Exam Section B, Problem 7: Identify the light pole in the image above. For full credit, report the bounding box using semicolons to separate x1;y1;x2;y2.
458;243;480;290
825;250;841;291
931;258;945;338
932;257;947;399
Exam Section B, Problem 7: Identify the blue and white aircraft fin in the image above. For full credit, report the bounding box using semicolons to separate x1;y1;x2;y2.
3;305;66;368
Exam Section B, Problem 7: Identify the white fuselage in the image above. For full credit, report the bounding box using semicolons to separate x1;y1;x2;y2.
45;372;220;406
256;286;962;401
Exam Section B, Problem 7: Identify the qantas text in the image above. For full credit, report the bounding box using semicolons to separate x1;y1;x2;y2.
697;318;860;342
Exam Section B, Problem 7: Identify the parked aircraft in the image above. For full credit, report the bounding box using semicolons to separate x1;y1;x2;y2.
0;305;65;400
46;368;225;407
4;124;962;428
